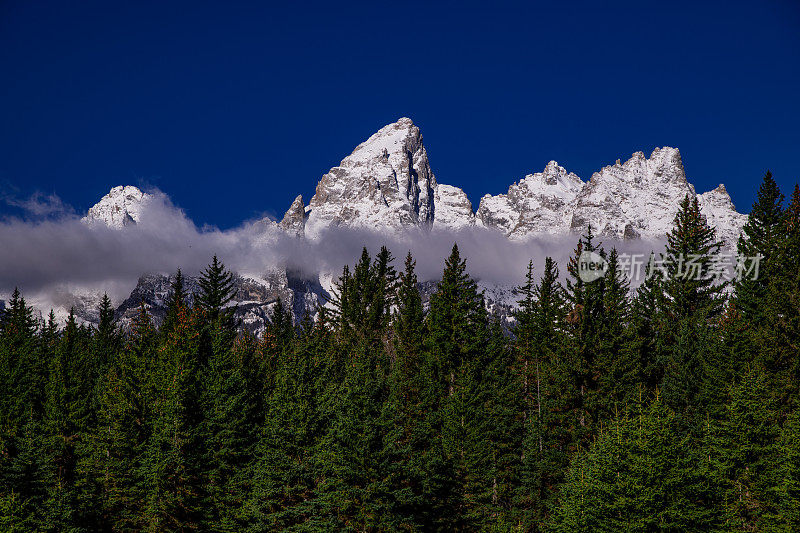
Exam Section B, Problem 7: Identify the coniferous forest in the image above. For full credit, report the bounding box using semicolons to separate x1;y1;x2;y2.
1;174;799;532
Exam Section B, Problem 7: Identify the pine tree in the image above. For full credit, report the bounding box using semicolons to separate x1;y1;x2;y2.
661;195;726;322
420;243;505;529
547;396;722;532
562;228;606;447
706;368;782;531
264;298;294;352
775;408;800;530
40;309;92;529
245;319;327;530
0;289;46;531
141;304;205;530
162;269;188;336
200;328;252;530
735;171;784;323
658;195;727;420
81;304;155;531
759;184;800;410
594;248;636;416
196;255;236;322
312;247;402;529
514;257;572;529
626;252;665;392
380;252;427;525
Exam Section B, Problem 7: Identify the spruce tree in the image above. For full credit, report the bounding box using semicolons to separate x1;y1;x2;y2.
141;304;205;530
41;309;92;529
735;171;784;323
562;228;606;447
547;396;722;532
245;316;327;530
661;195;726;322
162;269;188;336
196;255;236;322
776;408;800;530
706;368;782;531
759;184;800;410
658;195;727;420
514;257;571;529
381;252;427;525
595;248;635;415
626;252;665;392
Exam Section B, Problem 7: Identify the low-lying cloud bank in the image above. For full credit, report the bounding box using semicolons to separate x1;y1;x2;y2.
1;189;666;309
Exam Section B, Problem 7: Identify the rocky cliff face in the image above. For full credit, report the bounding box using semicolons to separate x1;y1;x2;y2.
82;185;150;228
279;194;306;237
698;184;748;246
303;117;473;237
114;270;327;336
477;161;583;239
296;120;744;247
569;147;695;239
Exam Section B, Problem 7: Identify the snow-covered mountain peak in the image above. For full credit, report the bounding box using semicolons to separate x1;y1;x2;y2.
279;194;306;236
304;118;474;237
347;117;418;161
523;161;584;193
82;185;151;229
570;147;695;239
699;184;735;210
476;161;583;239
698;184;746;247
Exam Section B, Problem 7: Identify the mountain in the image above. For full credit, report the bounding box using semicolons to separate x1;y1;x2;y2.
302;117;474;238
476;147;745;244
82;185;151;228
15;117;747;332
698;184;748;246
476;161;583;239
114;270;327;336
287;119;745;247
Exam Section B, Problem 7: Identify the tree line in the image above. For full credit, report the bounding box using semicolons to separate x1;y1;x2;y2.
1;173;799;531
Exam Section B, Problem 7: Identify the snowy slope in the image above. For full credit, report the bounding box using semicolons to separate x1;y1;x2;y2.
569;148;695;239
698;184;748;247
476;161;584;239
82;185;151;228
303;117;473;237
297;121;745;246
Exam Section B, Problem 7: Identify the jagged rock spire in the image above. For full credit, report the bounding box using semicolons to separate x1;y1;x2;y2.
279;194;306;237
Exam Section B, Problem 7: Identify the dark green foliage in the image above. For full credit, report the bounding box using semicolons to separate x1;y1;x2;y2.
735;171;784;324
627;253;665;392
548;396;722;532
196;255;236;321
661;195;726;322
706;369;783;531
657;195;728;421
514;257;570;529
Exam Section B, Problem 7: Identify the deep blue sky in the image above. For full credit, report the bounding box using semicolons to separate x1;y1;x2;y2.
1;0;798;228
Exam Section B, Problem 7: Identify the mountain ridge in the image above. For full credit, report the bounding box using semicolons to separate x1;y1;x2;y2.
84;118;747;247
8;118;749;332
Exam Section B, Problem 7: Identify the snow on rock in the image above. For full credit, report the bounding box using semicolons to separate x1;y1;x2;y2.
304;117;436;237
433;184;475;230
82;185;151;228
304;117;473;237
279;194;306;237
301;121;745;247
570;147;695;240
44;121;748;336
698;184;747;249
477;161;583;239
